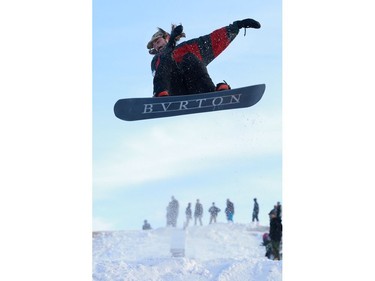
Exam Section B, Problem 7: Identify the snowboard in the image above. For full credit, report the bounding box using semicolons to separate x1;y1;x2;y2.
114;84;265;121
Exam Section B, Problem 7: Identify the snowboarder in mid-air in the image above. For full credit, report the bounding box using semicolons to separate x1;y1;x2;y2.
113;18;264;122
147;18;261;97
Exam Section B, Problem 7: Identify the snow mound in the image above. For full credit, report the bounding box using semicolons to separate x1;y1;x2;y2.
93;223;282;281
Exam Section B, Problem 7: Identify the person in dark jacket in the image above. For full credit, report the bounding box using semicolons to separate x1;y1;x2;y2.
142;220;151;230
225;199;235;222
276;201;282;218
166;196;179;227
262;232;273;259
252;198;259;223
183;202;192;229
208;202;221;224
194;199;203;226
147;19;261;97
269;212;282;260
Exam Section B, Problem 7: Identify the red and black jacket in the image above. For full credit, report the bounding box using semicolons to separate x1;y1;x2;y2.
151;23;240;79
148;19;261;96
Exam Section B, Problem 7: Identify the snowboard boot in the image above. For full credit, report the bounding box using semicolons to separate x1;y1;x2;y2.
154;90;169;97
215;81;231;91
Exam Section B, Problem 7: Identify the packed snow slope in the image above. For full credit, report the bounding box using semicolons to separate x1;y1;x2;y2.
93;223;282;281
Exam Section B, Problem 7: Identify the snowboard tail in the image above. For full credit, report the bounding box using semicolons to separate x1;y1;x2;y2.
114;84;265;121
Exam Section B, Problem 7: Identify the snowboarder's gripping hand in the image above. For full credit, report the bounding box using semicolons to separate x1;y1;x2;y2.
171;24;184;40
234;19;261;29
166;24;185;49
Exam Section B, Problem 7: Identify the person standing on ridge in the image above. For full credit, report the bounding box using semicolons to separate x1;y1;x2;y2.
269;211;282;260
276;201;282;218
252;198;259;223
208;202;221;224
166;196;179;227
225;199;235;222
194;199;203;226
146;19;261;97
142;220;151;230
183;202;192;229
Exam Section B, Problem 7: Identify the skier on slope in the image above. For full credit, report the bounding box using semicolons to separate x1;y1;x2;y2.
146;18;261;97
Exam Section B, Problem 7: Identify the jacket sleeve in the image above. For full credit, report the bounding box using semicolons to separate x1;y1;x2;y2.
200;23;240;65
172;23;240;66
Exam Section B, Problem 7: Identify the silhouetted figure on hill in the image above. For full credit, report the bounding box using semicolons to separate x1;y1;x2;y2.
225;199;235;222
183;202;192;229
262;232;273;259
166;196;179;227
269;211;282;260
142;220;151;230
194;199;203;226
252;198;259;223
276;201;282;218
208;202;221;224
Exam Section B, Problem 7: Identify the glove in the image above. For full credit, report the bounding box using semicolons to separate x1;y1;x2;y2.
167;24;185;49
170;24;185;42
234;19;261;29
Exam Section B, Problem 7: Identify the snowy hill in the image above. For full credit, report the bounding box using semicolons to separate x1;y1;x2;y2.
93;223;282;281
